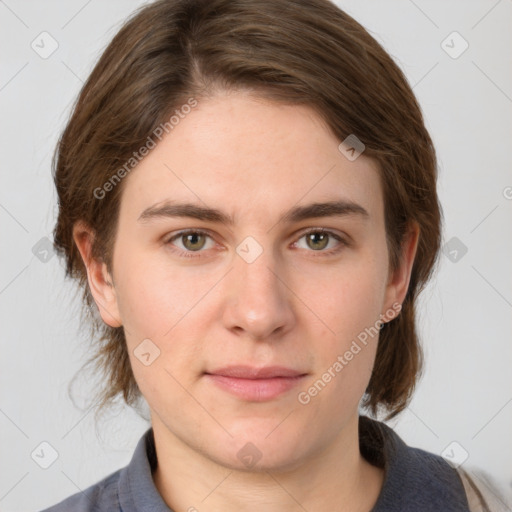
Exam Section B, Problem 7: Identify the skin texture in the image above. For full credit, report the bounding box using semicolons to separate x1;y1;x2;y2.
74;91;419;512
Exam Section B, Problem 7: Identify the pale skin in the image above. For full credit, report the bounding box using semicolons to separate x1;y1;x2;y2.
74;90;419;512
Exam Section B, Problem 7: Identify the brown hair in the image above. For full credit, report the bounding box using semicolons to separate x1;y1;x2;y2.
53;0;441;419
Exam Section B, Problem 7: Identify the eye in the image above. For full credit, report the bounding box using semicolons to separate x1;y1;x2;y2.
165;229;215;256
165;228;347;259
293;229;346;254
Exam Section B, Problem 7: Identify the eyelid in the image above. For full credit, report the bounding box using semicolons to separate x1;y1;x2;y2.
165;228;213;243
164;227;349;257
291;227;349;252
164;228;217;253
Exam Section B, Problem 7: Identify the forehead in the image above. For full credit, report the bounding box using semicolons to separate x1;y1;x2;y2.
119;91;383;224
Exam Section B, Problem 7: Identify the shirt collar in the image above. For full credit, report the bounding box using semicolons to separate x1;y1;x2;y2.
117;427;171;511
361;416;469;511
116;416;469;511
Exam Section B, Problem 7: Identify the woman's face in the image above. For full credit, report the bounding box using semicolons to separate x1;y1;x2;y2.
88;91;414;471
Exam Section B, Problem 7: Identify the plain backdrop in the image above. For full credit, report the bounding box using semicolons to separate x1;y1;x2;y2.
1;1;511;510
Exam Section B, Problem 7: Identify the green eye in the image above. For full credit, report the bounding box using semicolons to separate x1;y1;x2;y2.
295;229;345;254
166;228;346;259
305;231;330;251
166;229;215;256
181;232;207;251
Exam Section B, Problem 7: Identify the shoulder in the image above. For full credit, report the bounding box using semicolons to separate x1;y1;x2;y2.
360;416;470;510
384;443;471;510
456;466;512;512
39;427;168;512
40;468;122;512
360;416;512;511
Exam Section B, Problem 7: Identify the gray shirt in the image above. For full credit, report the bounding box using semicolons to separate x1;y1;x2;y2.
41;416;471;511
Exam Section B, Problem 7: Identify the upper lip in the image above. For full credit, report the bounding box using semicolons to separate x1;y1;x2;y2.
205;365;307;379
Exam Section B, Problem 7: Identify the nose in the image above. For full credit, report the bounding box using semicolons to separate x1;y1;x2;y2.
221;246;296;341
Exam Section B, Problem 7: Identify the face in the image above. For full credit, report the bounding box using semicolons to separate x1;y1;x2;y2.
79;91;415;472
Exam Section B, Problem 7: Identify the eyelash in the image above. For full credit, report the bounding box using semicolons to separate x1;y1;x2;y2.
164;228;348;259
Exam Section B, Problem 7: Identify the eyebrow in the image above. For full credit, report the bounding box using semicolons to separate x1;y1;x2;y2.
137;199;369;225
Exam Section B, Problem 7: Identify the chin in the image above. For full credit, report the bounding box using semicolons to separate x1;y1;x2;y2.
214;445;310;474
209;422;313;473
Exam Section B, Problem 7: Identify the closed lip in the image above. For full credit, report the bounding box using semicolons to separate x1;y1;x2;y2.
205;365;307;379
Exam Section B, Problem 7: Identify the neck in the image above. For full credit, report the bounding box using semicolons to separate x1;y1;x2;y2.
151;415;384;512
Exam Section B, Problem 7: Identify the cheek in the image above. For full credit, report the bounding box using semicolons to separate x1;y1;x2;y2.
113;248;210;339
295;254;387;401
112;249;219;399
302;255;388;342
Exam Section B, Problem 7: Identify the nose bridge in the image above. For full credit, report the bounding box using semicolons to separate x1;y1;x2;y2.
239;249;279;300
223;241;294;339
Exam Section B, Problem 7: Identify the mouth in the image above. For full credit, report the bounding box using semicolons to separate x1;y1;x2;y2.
204;365;308;402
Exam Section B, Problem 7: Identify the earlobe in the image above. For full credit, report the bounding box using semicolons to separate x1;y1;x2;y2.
383;222;420;316
72;221;122;328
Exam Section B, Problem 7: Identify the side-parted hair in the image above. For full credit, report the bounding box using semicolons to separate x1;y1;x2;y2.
53;0;441;419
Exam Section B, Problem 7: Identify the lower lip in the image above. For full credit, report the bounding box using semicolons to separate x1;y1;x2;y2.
204;374;307;401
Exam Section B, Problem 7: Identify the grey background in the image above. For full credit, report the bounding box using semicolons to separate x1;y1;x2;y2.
1;0;511;510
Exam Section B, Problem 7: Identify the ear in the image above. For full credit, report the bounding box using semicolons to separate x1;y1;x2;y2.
73;221;122;328
382;222;420;320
